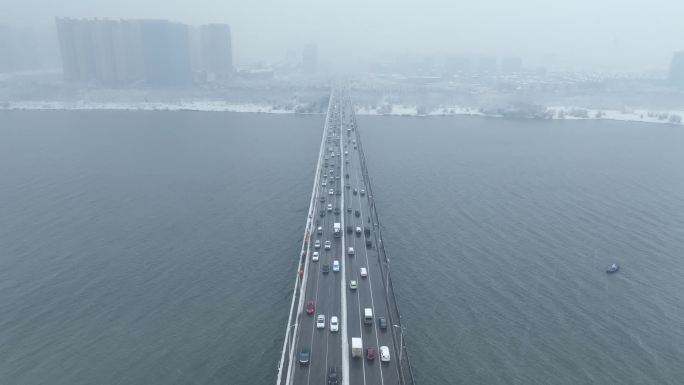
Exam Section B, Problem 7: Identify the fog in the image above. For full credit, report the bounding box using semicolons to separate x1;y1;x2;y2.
2;0;683;71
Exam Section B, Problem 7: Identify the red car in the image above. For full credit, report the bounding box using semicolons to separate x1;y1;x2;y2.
306;300;315;315
366;347;375;361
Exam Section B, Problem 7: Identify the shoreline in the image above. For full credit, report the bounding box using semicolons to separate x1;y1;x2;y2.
2;101;682;126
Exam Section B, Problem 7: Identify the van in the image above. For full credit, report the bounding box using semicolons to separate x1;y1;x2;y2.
364;308;373;325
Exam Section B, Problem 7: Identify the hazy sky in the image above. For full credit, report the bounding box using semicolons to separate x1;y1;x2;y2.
3;0;682;71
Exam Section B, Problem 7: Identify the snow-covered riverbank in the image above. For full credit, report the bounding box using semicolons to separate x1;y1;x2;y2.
3;100;682;126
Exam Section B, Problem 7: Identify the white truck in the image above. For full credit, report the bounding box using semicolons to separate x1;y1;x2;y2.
351;337;363;358
334;222;341;237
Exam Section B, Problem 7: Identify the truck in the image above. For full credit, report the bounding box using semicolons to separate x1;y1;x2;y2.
334;223;341;237
351;337;363;358
364;308;373;325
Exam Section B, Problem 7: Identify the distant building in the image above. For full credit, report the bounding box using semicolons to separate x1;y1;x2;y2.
139;20;192;86
669;51;684;88
500;56;523;73
302;43;318;73
445;54;471;74
56;18;192;86
199;24;232;80
477;55;498;73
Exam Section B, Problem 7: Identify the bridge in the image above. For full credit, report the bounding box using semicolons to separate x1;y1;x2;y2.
276;84;415;385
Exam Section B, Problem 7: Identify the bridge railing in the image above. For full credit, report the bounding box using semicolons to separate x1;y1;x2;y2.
349;92;416;385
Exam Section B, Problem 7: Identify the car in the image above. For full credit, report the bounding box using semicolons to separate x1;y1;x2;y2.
335;189;341;195
346;225;353;233
360;189;366;196
322;264;330;274
378;317;387;329
356;226;362;235
330;316;339;332
345;159;349;164
316;314;326;328
347;207;352;213
329;189;334;195
329;169;334;175
324;240;331;250
349;280;357;290
334;207;340;215
366;347;375;361
306;300;315;315
379;346;390;362
320;210;325;217
322;181;327;187
332;260;340;272
327;366;339;385
366;239;372;248
314;240;321;249
345;173;350;179
327;203;333;212
299;349;310;365
317;226;323;235
320;196;325;202
360;267;368;277
353;188;358;195
355;210;360;217
347;247;355;256
354;146;357;149
312;251;319;261
344;151;349;155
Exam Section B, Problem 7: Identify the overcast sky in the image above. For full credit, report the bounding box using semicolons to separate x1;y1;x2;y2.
3;0;682;71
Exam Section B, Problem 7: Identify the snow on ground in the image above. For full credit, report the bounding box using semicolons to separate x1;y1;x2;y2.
2;100;682;126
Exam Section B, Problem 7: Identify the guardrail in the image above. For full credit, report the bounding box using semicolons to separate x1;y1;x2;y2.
347;90;416;385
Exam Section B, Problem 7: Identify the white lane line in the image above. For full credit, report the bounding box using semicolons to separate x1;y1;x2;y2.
352;117;385;385
339;92;350;385
280;86;333;385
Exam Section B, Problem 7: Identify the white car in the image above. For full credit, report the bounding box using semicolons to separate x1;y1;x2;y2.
347;247;355;256
316;315;326;329
356;227;362;235
349;280;357;290
329;189;334;195
324;241;331;250
330;316;339;332
360;267;368;278
314;240;321;249
317;226;323;235
312;251;319;261
332;260;340;272
327;203;333;212
322;181;327;187
380;346;390;362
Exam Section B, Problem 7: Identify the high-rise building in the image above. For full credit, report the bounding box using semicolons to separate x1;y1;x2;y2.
669;51;684;88
139;20;192;86
56;18;192;86
302;43;318;73
199;24;232;79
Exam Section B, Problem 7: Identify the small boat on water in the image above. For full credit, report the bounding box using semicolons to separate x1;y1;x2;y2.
606;263;619;273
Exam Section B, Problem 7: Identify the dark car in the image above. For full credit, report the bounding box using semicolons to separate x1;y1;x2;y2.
347;207;352;213
345;173;350;179
364;227;370;236
320;196;325;202
366;347;375;361
366;239;372;248
336;190;341;196
346;225;353;233
334;207;341;215
322;264;330;274
299;349;310;365
378;317;387;330
345;184;350;189
327;367;339;385
306;300;315;315
355;210;360;218
320;210;325;217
